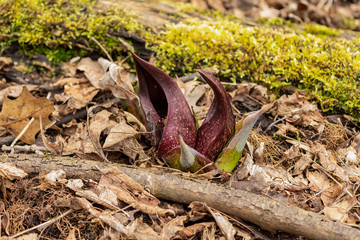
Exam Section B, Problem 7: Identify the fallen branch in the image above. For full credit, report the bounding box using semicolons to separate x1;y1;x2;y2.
2;153;360;240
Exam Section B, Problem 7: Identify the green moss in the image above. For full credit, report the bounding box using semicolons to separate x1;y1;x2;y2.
260;17;294;27
302;23;341;37
147;18;360;119
0;0;144;62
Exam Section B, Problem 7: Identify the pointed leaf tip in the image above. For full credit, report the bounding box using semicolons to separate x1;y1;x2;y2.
216;103;272;172
179;135;195;169
195;70;235;161
132;52;197;156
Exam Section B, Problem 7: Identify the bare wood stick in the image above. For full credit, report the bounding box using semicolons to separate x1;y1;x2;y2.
10;117;34;148
2;153;360;240
91;37;113;62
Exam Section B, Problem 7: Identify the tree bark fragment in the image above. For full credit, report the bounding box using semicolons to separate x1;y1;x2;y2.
2;153;360;240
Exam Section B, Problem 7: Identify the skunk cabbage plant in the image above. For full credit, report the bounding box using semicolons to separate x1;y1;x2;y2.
132;52;268;173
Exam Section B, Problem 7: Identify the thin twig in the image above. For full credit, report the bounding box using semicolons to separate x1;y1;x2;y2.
91;37;113;62
10;117;35;148
10;209;74;239
1;145;47;153
264;116;287;133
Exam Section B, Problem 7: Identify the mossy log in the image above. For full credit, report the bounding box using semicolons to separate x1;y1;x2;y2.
2;153;360;240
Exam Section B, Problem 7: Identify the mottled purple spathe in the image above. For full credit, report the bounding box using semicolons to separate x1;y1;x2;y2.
132;53;197;157
132;53;235;172
196;70;235;161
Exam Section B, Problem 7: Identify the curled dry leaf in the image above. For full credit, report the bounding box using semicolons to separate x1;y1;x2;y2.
76;57;105;88
98;58;136;100
179;222;215;239
53;77;99;110
76;57;137;100
207;208;236;240
45;170;66;186
323;195;357;223
82;110;112;156
229;82;270;107
160;215;188;240
64;81;99;110
292;151;313;176
0;86;55;144
103;118;137;148
99;166;174;217
307;170;343;207
176;77;209;116
0;162;27;180
311;142;349;182
66;179;119;210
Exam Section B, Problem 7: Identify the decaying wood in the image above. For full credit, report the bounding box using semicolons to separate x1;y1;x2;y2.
2;153;360;240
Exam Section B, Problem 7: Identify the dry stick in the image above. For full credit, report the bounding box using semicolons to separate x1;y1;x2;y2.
9;209;74;239
1;145;47;153
4;153;360;240
10;117;34;148
264;116;287;133
90;37;113;62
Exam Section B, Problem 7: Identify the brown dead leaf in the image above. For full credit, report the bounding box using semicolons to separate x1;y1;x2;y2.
323;195;357;223
0;57;13;72
177;78;209;114
53;77;99;110
105;135;148;161
76;57;105;87
52;77;88;88
271;93;325;132
206;206;236;240
40;117;64;155
0;85;38;104
307;170;343;207
180;222;215;239
233;153;253;181
103;118;137;148
61;122;84;155
124;111;146;132
66;179;119;210
230;82;270;107
312;142;349;182
64;81;99;109
127;217;160;240
99;166;174;216
45;170;66;186
160;215;188;240
72;197;134;236
0;87;55;144
275;122;302;136
98;58;136;99
80;110;112;157
0;162;27;180
293;151;312;176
